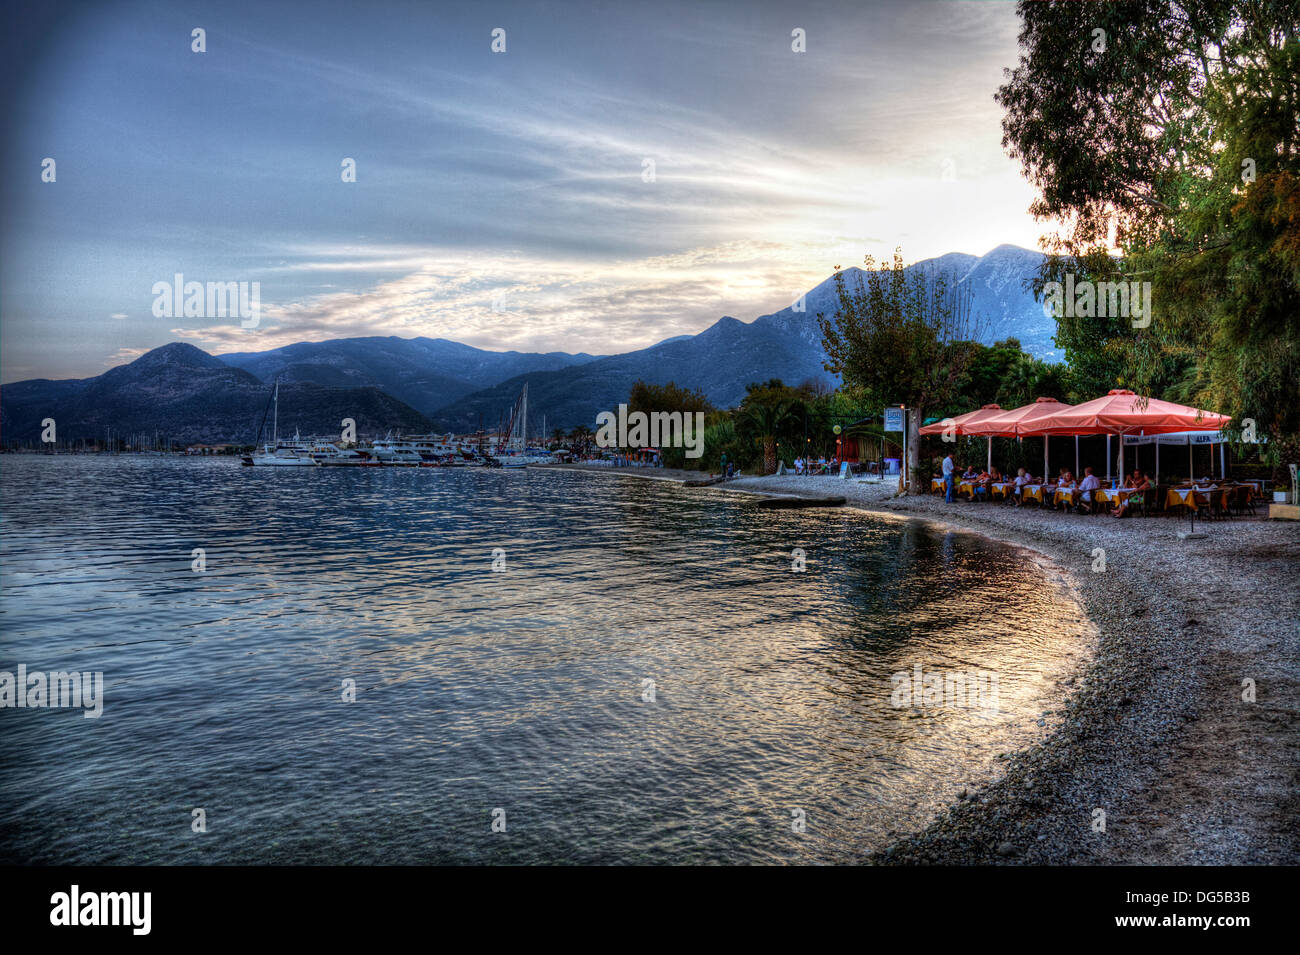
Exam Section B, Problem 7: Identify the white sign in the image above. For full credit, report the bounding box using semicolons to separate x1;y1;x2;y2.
1123;430;1229;446
884;407;904;432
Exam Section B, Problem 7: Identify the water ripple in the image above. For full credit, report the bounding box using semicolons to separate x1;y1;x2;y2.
0;457;1090;864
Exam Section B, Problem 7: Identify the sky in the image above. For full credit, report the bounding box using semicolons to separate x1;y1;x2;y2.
0;0;1051;383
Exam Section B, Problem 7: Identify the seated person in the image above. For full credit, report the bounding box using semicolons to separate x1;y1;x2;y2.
1011;468;1033;505
1075;467;1101;513
961;465;978;481
1054;471;1076;509
1112;470;1151;518
973;468;992;500
989;467;1003;483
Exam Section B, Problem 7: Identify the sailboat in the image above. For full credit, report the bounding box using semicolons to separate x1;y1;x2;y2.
241;381;318;466
491;383;555;468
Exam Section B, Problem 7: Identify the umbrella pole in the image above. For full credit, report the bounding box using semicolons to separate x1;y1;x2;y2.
1155;441;1159;485
1189;440;1193;482
1075;435;1079;476
987;436;991;474
1106;435;1111;483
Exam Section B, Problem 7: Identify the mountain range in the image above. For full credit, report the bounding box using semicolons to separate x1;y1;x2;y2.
1;244;1056;443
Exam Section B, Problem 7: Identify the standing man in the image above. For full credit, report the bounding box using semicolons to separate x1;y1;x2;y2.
942;450;955;503
720;451;728;481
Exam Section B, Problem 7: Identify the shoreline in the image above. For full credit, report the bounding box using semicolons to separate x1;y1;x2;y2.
559;465;1300;864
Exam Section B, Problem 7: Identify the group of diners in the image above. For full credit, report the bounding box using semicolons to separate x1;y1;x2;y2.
793;456;833;475
936;451;1173;518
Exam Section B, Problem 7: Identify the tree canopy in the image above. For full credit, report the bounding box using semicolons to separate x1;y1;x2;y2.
997;0;1299;469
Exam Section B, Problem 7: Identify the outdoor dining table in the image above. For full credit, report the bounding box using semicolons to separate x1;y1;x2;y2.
990;481;1013;500
1019;483;1057;503
1052;487;1079;507
1093;487;1138;505
931;477;944;493
1167;486;1216;511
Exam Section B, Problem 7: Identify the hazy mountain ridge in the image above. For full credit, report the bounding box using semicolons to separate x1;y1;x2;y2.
218;336;602;416
1;245;1056;441
431;245;1056;430
0;343;431;444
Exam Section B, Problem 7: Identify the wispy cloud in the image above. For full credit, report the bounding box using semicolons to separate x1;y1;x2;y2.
2;0;1054;381
174;240;830;354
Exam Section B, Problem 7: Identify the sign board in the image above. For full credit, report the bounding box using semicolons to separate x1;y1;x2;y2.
839;461;851;479
883;407;904;432
1123;430;1232;446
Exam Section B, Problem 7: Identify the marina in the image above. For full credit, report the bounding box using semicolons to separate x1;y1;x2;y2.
241;381;561;469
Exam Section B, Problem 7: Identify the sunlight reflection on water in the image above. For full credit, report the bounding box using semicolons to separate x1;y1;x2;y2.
0;457;1091;864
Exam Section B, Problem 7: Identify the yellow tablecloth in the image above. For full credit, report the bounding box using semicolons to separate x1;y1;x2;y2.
1167;487;1211;511
991;482;1013;500
1020;484;1044;502
1093;488;1136;505
931;478;944;493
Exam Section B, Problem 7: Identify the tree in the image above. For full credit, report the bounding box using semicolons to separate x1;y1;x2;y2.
627;380;713;417
997;0;1300;475
735;380;803;474
625;380;714;467
818;250;979;492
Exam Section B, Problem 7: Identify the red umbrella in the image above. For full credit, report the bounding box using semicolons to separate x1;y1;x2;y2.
962;397;1073;437
961;396;1074;483
918;404;1003;435
1030;389;1231;436
952;397;1072;481
1030;389;1232;482
919;404;1003;473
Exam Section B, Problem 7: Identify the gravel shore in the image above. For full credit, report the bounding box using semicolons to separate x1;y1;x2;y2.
712;473;1300;864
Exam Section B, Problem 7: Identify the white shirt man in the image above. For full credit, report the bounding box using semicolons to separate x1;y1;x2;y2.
942;454;954;477
1078;470;1101;502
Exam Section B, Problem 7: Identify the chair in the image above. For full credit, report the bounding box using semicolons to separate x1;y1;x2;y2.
1212;488;1233;521
1126;488;1145;518
1152;484;1172;516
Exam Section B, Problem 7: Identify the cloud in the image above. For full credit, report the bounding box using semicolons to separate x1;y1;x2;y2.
105;346;148;365
171;240;836;355
2;0;1061;382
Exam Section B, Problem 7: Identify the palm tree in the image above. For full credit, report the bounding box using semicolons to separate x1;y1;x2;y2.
738;400;799;474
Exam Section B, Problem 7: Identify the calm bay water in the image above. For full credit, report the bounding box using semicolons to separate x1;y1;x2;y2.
0;456;1090;864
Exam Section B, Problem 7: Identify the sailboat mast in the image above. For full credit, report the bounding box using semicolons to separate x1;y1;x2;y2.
519;383;527;451
273;380;279;447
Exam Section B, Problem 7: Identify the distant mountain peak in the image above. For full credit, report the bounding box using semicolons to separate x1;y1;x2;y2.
129;341;228;370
